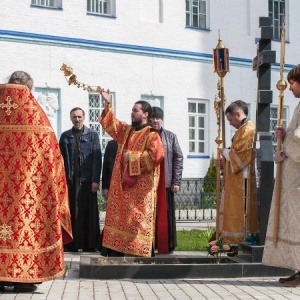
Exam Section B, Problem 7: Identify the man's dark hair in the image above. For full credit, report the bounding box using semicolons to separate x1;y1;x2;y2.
70;107;85;116
135;100;152;122
287;64;300;84
225;100;248;116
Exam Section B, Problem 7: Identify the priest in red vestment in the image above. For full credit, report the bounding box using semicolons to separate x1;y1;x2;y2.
0;71;72;293
99;89;165;257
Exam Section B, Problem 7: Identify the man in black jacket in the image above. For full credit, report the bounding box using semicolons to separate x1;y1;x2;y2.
102;139;118;199
59;107;102;252
150;107;183;253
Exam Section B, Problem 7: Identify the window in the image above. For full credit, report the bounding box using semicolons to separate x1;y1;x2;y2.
87;0;116;16
270;105;288;152
34;88;61;138
31;0;62;8
188;100;208;155
186;0;208;29
88;92;115;150
268;0;285;40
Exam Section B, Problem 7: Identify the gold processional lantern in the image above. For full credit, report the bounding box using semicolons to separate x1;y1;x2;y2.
213;36;230;78
213;32;229;146
213;33;229;240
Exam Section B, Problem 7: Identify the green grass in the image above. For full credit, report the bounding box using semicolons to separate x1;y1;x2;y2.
175;228;215;251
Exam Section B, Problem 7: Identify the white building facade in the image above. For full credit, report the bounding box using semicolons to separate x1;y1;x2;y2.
0;0;299;179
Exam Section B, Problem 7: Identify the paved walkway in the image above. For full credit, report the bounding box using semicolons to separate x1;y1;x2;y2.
1;252;300;299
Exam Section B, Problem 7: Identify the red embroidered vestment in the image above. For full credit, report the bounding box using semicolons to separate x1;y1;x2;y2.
99;104;165;257
0;84;72;283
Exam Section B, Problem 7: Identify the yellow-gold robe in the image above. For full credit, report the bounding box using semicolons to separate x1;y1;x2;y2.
220;120;259;244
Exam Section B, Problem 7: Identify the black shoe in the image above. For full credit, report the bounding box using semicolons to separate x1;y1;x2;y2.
227;250;238;257
64;248;78;252
279;272;300;284
82;248;96;252
14;283;37;293
0;285;4;292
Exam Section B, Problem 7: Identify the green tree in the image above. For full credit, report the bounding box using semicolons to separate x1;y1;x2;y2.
203;154;217;192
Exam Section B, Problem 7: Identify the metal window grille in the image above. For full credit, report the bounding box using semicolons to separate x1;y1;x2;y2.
270;105;288;152
31;0;62;8
87;0;114;15
88;92;115;151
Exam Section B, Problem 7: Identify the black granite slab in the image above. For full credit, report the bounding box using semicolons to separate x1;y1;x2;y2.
79;256;292;279
239;243;264;262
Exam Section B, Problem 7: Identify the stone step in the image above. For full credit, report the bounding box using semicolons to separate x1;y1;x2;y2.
79;255;292;279
238;243;264;263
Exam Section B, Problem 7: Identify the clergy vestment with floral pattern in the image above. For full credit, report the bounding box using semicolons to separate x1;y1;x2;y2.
0;84;72;283
99;103;164;257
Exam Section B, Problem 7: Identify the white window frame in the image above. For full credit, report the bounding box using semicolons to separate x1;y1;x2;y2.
268;0;286;40
270;105;288;152
31;0;62;8
88;92;115;151
186;0;209;29
87;0;116;16
188;99;209;155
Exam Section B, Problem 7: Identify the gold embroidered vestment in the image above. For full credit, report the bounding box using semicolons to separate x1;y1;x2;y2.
99;104;164;257
0;84;72;283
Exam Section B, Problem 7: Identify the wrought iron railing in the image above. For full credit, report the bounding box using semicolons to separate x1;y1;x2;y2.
99;178;217;222
175;178;216;222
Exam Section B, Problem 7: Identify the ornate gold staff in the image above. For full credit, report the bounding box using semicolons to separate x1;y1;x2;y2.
273;19;287;246
214;80;223;240
213;32;229;240
60;64;102;92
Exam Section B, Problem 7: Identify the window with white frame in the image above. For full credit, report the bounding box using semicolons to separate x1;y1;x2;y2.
270;105;288;152
188;100;208;155
88;92;115;151
186;0;208;29
268;0;286;40
31;0;62;8
87;0;116;16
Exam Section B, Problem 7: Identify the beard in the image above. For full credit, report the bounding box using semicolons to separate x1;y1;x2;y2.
131;119;143;127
